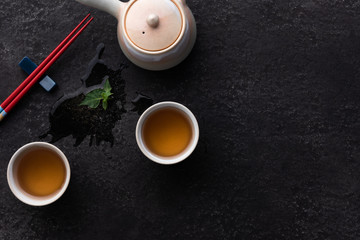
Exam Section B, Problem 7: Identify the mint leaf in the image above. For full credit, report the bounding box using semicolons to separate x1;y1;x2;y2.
101;79;113;110
79;79;113;110
101;89;113;101
104;79;112;93
102;98;108;110
80;89;104;108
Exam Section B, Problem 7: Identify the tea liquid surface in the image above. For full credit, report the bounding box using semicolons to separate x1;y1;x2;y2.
143;108;192;157
17;149;65;196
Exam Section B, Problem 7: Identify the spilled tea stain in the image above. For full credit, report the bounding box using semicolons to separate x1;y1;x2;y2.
40;43;126;146
131;93;153;115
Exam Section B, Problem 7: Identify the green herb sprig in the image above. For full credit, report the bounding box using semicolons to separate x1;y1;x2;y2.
80;79;113;110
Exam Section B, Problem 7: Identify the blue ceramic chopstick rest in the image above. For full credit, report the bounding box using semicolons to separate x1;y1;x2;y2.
19;57;56;92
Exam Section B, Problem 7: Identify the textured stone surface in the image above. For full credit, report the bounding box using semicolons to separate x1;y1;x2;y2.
1;0;360;239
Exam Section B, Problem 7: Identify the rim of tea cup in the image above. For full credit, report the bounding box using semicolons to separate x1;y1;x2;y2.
7;142;71;206
135;101;199;165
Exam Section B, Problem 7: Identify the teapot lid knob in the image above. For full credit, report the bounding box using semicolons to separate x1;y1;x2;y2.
146;14;159;28
124;0;184;51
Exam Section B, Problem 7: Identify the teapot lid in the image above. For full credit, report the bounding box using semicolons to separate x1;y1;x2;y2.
124;0;184;52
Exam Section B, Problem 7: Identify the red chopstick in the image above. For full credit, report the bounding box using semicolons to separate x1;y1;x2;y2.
0;14;93;121
0;14;90;112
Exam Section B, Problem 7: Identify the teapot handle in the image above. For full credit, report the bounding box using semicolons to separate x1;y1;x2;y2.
76;0;126;20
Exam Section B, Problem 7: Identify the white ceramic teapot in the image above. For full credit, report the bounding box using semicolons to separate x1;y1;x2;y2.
76;0;197;71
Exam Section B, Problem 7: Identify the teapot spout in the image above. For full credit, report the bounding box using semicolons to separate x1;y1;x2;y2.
76;0;124;19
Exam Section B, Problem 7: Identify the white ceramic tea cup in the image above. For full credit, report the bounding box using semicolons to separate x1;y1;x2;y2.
7;142;71;206
136;101;199;165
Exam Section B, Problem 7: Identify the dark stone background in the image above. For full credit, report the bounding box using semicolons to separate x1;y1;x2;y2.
1;0;360;239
